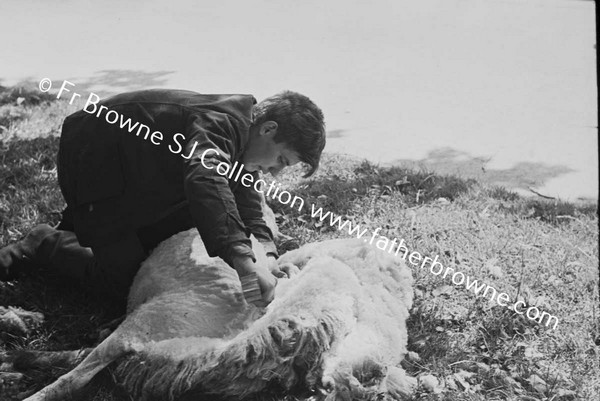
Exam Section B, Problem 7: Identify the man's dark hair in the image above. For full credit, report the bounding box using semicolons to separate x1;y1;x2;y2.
253;91;326;177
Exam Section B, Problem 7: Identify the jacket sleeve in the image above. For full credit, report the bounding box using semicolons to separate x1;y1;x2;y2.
233;173;279;258
181;111;256;266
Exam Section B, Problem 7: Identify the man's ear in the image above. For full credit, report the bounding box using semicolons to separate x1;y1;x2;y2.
260;121;278;137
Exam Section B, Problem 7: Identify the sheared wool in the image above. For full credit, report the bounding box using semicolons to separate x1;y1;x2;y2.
25;229;415;401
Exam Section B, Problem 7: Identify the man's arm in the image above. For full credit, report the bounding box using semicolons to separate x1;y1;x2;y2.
181;111;277;304
233;172;279;258
181;112;256;266
232;176;302;280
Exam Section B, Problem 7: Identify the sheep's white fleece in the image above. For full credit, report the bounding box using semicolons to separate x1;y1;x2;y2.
25;229;415;401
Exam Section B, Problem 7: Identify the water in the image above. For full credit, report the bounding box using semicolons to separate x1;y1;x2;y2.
1;0;596;201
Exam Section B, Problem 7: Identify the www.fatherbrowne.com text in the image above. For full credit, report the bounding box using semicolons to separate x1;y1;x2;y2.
307;205;559;329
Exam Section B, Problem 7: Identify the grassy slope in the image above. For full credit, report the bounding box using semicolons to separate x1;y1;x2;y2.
0;87;598;400
271;157;599;400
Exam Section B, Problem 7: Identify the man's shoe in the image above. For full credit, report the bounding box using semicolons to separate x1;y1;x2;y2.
0;243;29;280
0;224;56;280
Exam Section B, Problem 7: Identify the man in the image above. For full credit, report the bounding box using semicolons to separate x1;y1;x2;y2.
0;89;326;307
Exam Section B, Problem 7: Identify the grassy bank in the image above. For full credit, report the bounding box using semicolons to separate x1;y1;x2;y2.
0;86;598;400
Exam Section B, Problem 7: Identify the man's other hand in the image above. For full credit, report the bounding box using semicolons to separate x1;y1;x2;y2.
266;255;300;279
233;255;277;306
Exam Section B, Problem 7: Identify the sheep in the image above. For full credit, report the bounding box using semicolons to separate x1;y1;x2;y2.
16;228;416;401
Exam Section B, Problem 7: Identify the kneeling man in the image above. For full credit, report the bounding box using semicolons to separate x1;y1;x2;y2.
0;89;326;306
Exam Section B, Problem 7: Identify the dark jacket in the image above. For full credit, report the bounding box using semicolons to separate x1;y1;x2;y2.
57;89;277;265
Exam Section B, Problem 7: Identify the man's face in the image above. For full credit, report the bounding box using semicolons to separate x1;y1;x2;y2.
242;121;301;176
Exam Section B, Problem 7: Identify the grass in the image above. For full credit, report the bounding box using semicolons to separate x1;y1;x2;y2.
0;85;598;400
269;159;598;400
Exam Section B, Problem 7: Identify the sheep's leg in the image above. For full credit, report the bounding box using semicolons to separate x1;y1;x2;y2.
11;349;92;372
0;349;93;400
95;315;125;342
23;334;132;401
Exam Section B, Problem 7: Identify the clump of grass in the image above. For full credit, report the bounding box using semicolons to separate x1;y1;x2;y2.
524;199;598;225
492;196;598;226
0;85;57;130
0;84;75;142
481;182;597;225
0;85;56;107
485;186;521;202
0;136;64;241
353;160;477;203
267;156;479;246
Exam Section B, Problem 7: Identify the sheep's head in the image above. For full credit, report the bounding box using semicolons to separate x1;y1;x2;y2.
318;361;416;400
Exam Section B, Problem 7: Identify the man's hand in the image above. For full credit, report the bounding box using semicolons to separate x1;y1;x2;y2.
266;255;300;279
233;255;277;307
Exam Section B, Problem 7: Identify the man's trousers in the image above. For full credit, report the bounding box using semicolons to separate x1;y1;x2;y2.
40;205;193;304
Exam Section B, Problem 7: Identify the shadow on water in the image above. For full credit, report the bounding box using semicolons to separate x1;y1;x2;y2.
390;147;574;194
